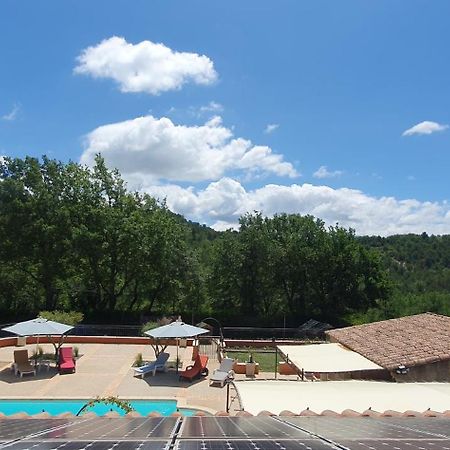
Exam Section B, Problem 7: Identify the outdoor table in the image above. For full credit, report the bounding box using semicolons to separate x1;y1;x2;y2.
37;359;51;372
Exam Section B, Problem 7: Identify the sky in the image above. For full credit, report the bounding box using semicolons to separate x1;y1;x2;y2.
1;0;450;235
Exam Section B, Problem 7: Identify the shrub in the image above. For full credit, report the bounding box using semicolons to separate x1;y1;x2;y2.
141;316;171;334
39;310;84;326
134;352;144;367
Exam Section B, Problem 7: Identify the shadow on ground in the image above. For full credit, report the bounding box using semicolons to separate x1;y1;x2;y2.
0;366;58;384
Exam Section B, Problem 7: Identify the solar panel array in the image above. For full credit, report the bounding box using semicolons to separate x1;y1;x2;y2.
0;416;449;450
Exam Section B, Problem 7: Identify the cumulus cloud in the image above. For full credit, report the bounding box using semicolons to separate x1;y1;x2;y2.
313;165;343;179
74;36;217;95
264;123;279;134
2;103;20;121
81;115;298;183
402;121;448;136
142;179;450;236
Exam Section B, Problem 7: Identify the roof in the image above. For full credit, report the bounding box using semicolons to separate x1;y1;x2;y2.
236;380;450;416
277;343;383;373
326;313;450;370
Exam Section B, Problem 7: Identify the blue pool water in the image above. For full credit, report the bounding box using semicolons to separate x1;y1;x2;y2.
0;399;198;417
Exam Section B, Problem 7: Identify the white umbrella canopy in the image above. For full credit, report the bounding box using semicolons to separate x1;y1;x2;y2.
2;317;74;360
144;320;209;339
2;318;73;336
144;319;209;373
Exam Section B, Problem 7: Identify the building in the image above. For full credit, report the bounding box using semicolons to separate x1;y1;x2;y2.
326;312;450;382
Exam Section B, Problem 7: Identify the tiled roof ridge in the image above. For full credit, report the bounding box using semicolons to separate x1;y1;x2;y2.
1;409;450;419
326;312;446;335
325;312;450;370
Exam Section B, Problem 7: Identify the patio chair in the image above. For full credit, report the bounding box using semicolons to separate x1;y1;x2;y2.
133;352;170;378
179;354;209;382
59;347;76;374
209;357;235;387
13;349;36;378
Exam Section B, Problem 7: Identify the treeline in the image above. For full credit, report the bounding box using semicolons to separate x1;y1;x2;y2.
0;156;448;327
355;234;450;322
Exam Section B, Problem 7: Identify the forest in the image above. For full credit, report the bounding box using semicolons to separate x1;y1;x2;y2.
0;156;449;327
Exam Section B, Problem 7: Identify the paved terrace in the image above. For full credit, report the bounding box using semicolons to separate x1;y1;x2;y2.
0;342;298;415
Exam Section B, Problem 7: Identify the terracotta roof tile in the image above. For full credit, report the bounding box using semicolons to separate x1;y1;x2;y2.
326;313;450;370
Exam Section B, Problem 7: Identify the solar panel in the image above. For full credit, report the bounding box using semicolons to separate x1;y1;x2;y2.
2;440;170;450
278;416;446;440
35;417;179;440
0;418;73;441
381;417;450;438
180;417;312;439
175;440;337;450
337;439;450;450
1;416;450;450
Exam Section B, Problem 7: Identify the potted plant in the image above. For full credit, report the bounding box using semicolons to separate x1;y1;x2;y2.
245;353;256;377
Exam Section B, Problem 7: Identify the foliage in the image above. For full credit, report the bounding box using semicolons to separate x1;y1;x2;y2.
0;156;191;321
73;346;79;358
209;213;390;324
77;396;134;416
39;310;84;326
134;352;144;367
141;321;159;334
1;155;448;328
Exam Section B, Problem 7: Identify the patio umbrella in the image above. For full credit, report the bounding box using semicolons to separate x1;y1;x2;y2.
2;317;74;359
145;319;209;373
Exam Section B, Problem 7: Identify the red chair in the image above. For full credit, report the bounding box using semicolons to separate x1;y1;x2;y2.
59;347;76;374
179;354;209;381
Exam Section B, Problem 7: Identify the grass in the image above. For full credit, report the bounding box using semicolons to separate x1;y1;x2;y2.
226;348;278;372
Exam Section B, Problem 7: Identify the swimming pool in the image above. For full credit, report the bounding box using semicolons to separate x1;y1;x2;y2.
0;399;199;417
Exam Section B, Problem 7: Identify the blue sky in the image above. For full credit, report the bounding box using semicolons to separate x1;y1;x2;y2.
1;1;450;234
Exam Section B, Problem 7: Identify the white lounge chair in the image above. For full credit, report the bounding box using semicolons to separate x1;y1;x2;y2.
209;357;235;387
133;352;170;378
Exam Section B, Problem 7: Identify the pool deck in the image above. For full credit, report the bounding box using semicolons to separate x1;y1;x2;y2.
0;342;296;415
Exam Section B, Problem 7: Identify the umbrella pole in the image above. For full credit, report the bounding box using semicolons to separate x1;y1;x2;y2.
176;338;179;374
35;335;39;367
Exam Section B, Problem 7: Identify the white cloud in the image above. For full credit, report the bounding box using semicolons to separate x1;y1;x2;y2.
2;103;20;121
402;121;448;136
200;101;223;114
142;179;450;236
313;165;343;179
264;123;279;134
74;36;218;95
81;115;298;183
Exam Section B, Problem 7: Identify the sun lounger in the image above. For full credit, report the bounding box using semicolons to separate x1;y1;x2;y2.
133;352;170;378
209;357;235;387
13;349;36;378
59;347;76;374
179;354;209;382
